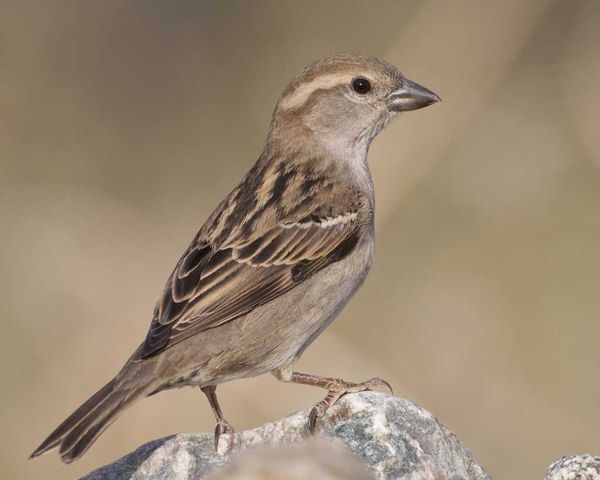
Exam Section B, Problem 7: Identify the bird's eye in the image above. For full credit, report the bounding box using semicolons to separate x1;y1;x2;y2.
351;77;371;94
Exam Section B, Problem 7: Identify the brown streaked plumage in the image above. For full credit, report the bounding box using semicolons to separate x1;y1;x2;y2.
31;54;440;463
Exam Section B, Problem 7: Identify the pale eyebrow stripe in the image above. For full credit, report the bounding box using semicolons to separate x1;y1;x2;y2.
279;73;353;110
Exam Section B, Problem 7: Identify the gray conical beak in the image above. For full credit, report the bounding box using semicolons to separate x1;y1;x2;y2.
387;78;441;112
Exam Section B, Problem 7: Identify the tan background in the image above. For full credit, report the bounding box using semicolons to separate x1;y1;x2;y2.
2;1;599;479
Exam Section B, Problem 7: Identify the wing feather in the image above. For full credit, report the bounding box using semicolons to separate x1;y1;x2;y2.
139;165;365;358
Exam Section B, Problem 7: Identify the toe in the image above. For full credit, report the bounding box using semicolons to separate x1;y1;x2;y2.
214;429;235;455
367;377;393;394
214;421;236;454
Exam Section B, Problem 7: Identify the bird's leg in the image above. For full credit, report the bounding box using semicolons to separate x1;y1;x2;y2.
200;385;235;454
272;367;392;433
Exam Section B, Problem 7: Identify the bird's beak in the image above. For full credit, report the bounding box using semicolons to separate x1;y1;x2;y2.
387;78;441;112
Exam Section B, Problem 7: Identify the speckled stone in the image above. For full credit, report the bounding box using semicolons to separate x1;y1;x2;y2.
204;439;376;480
81;391;491;480
545;454;600;480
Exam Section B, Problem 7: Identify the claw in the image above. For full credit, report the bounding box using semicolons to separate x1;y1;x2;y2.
214;420;235;455
371;377;393;395
308;406;319;433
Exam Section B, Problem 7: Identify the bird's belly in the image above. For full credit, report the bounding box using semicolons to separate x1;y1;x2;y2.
196;235;374;385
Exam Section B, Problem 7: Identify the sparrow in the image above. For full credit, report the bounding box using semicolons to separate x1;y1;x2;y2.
31;54;439;463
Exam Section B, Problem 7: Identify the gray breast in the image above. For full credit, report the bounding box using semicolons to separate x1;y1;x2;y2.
234;233;374;375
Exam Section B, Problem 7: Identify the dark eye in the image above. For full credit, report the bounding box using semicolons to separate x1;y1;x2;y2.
352;77;371;94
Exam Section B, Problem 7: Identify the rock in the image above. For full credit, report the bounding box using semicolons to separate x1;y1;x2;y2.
204;439;376;480
82;391;491;480
545;454;600;480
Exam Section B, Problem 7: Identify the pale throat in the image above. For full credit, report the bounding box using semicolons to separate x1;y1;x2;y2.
310;131;372;192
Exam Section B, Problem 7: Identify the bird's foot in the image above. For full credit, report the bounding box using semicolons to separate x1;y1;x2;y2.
214;419;236;456
307;377;392;433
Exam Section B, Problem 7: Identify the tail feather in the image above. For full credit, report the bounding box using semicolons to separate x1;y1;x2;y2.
60;408;120;462
30;377;147;463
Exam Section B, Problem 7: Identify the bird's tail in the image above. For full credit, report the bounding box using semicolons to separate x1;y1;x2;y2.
30;372;150;463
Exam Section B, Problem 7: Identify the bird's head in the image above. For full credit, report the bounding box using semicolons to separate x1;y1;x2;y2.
269;54;440;157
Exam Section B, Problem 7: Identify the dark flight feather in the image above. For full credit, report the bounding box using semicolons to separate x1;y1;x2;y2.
140;161;364;358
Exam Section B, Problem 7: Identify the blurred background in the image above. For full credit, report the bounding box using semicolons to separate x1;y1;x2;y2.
2;1;599;479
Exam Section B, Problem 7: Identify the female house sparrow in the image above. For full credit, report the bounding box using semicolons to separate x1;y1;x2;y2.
31;54;439;463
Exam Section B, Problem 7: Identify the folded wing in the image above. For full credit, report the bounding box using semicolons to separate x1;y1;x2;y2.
141;207;361;358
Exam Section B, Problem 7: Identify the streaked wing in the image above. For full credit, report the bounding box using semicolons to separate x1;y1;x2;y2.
140;205;362;358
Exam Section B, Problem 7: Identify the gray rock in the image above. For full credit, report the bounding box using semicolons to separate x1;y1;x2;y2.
81;391;491;480
545;454;600;480
204;439;376;480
